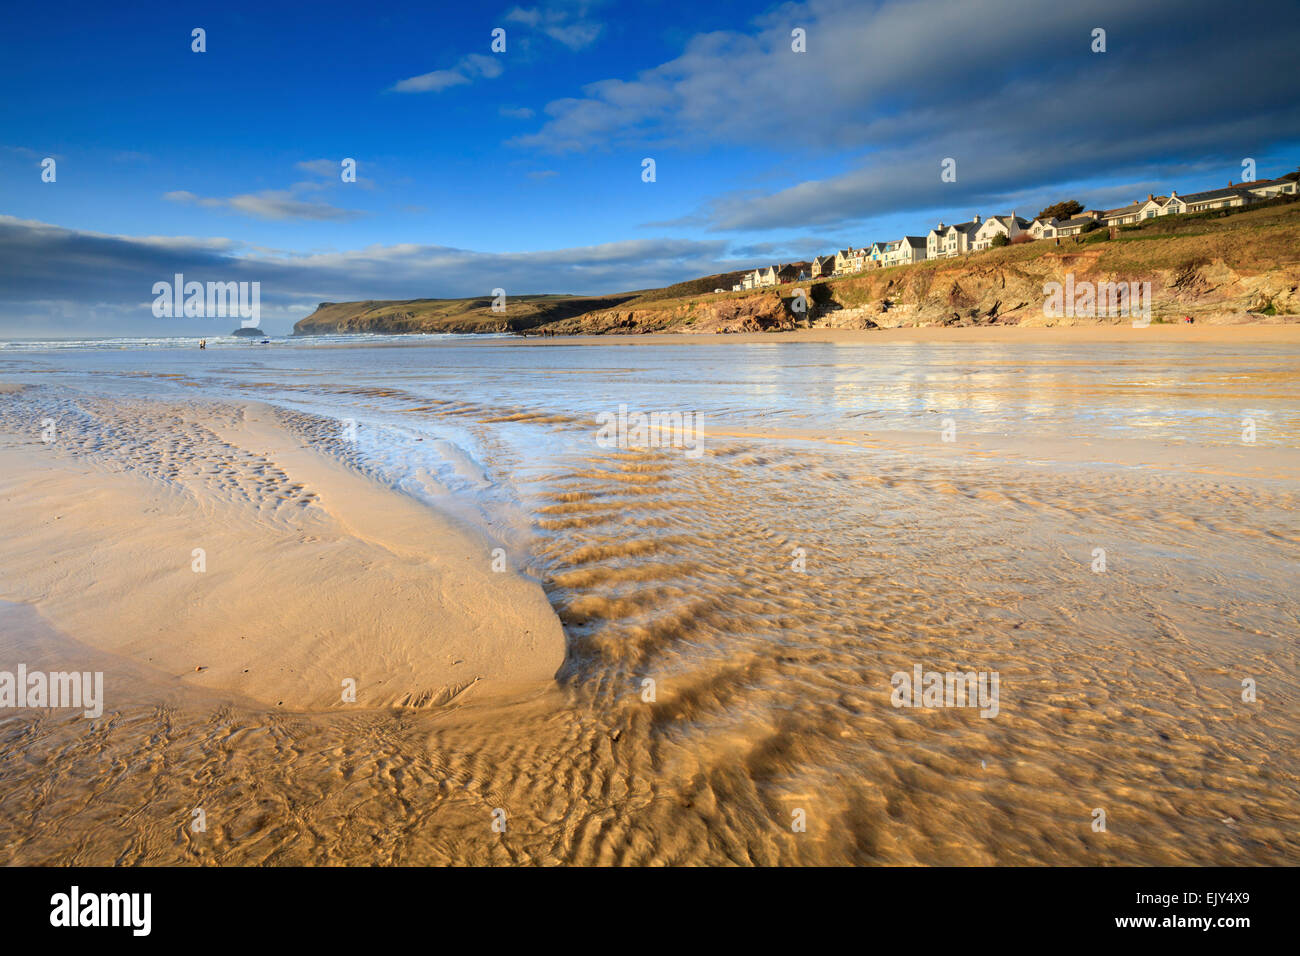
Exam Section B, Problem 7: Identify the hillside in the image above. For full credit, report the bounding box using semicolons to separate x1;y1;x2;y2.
293;293;638;335
294;204;1300;336
292;270;750;335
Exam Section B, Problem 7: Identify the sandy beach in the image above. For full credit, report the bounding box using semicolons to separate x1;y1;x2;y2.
501;321;1300;348
0;403;563;711
1;332;1297;865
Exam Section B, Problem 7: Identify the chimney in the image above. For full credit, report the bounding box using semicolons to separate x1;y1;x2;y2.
1147;193;1154;201
1229;180;1233;186
972;214;981;224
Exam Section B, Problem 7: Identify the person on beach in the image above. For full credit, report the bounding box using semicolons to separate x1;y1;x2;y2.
199;339;206;349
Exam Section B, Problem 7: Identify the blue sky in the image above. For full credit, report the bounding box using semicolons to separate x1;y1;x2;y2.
1;0;1298;335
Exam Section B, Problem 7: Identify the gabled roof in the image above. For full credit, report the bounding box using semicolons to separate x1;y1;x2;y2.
987;214;1030;229
899;236;927;249
1055;215;1097;229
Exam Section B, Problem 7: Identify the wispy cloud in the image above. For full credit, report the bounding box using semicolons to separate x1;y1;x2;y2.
390;53;504;93
504;2;605;50
163;189;363;222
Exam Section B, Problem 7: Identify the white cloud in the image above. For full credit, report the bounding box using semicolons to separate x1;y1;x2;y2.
391;53;505;93
509;0;1300;231
505;3;604;50
164;188;362;222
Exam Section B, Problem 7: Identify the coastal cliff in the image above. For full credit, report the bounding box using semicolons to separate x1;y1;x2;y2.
295;204;1300;336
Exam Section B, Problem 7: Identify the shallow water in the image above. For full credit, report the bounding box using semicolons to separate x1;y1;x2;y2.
1;338;1297;864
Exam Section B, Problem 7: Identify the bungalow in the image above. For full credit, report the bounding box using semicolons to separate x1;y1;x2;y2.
927;215;982;259
811;255;837;279
884;236;927;267
1180;186;1253;214
1052;213;1100;237
1099;199;1151;227
973;214;1030;250
1242;176;1298;200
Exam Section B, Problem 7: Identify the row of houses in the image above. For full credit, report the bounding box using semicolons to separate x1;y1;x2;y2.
728;174;1298;290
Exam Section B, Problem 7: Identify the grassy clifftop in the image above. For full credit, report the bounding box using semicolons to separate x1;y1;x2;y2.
292;269;752;335
293;293;638;335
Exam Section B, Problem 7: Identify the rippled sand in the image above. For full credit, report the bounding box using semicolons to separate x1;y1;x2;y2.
0;340;1297;865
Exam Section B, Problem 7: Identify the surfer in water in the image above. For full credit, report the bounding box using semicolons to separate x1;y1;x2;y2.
199;339;206;349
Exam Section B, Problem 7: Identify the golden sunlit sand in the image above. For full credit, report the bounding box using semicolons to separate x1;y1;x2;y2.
0;334;1296;865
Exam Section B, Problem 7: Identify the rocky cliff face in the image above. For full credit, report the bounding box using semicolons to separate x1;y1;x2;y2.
541;291;800;335
810;252;1300;330
543;217;1300;333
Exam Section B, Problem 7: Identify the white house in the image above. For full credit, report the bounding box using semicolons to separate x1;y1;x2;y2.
1180;186;1253;214
1243;176;1298;199
884;236;927;267
973;214;1030;250
927;216;982;259
1160;191;1187;215
1099;199;1151;226
1053;214;1098;237
1028;217;1059;240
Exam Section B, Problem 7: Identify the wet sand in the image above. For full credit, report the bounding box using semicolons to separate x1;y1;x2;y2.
506;321;1300;348
0;337;1297;865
